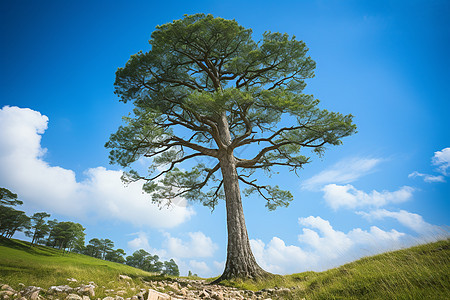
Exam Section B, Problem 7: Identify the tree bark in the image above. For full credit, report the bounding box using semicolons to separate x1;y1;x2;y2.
214;113;270;282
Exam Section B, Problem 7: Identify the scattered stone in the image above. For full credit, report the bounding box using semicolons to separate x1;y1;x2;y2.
76;284;95;297
67;278;78;283
48;285;73;294
65;294;82;300
1;285;14;292
103;297;115;300
147;289;171;300
118;275;132;281
21;286;41;299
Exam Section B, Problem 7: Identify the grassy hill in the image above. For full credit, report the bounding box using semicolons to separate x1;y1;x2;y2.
223;239;450;299
1;237;449;299
0;238;163;298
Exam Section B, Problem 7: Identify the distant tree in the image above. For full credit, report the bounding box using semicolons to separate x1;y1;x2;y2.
0;206;30;238
105;248;126;264
86;238;103;258
99;239;115;260
0;187;23;206
126;249;163;273
0;188;29;239
45;219;59;246
26;212;51;246
47;221;85;252
188;270;192;277
162;259;180;276
106;14;356;281
84;238;114;259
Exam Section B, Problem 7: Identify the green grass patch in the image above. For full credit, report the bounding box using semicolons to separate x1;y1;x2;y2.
220;239;450;299
0;238;167;298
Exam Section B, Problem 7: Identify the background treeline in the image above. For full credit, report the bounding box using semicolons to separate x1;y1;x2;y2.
0;187;179;276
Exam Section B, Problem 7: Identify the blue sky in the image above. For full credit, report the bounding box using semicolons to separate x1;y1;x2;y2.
1;0;449;277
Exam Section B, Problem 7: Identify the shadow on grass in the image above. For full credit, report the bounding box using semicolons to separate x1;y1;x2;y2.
0;237;60;256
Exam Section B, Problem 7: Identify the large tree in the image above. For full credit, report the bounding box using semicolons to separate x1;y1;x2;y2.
107;14;356;281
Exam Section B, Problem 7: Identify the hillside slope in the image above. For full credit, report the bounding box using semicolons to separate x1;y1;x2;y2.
0;238;160;298
1;238;449;299
223;239;450;299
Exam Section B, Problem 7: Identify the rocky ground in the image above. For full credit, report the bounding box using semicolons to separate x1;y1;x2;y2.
0;276;298;300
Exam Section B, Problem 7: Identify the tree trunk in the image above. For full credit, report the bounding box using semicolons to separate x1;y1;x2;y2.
212;113;270;282
216;156;269;282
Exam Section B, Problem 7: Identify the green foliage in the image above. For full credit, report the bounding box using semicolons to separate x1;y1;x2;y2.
46;221;85;252
26;212;51;245
162;259;180;276
107;13;356;211
219;239;450;299
0;187;23;206
125;249;179;276
126;249;163;273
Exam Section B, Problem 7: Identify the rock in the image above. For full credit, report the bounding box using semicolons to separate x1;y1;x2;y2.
48;285;73;294
1;285;14;292
0;290;15;297
76;284;95;297
147;289;171;300
210;291;224;300
103;297;115;300
116;290;126;296
21;286;41;299
119;275;132;281
199;290;209;298
65;294;82;300
82;296;90;300
67;278;78;283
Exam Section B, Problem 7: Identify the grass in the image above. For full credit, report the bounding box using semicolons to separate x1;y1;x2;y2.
219;239;450;299
0;238;166;298
1;237;449;299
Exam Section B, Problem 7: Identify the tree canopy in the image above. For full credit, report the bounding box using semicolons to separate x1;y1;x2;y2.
107;13;356;211
107;13;356;280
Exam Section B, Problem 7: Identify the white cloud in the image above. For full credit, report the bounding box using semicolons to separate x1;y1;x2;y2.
188;260;211;275
357;209;448;238
409;147;450;183
163;231;218;258
126;231;219;278
250;216;407;274
432;147;450;175
301;157;382;190
408;171;445;183
322;184;414;210
0;106;195;227
127;231;153;252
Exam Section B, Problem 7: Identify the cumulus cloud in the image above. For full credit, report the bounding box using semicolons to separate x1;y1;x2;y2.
0;106;195;227
250;216;407;274
433;147;450;175
357;209;448;238
301;157;382;190
322;184;414;210
127;231;219;277
163;231;218;258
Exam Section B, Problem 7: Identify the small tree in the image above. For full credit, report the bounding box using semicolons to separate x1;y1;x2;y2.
47;221;85;252
107;14;356;280
126;249;163;273
162;259;180;276
26;212;51;246
0;188;29;239
105;248;126;263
